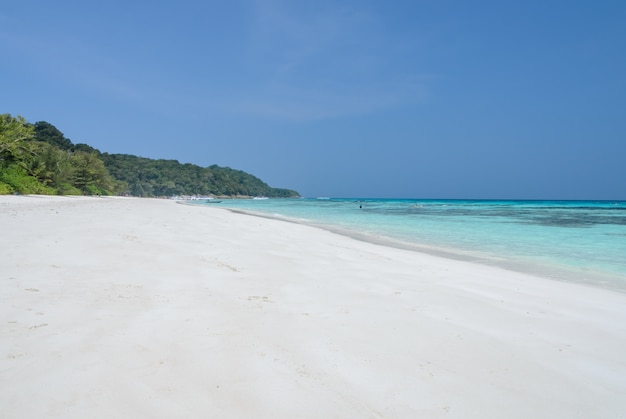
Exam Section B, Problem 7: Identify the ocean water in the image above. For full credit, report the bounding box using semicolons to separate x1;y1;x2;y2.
194;198;626;292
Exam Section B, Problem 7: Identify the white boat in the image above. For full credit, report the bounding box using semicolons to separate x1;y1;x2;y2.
174;196;221;204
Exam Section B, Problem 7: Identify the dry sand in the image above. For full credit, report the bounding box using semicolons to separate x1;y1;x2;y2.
1;195;626;418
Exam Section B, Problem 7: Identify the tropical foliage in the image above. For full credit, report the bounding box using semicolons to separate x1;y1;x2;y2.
100;153;298;197
0;113;299;197
0;114;116;195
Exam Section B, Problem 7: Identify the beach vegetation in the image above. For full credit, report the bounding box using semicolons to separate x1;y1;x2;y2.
0;113;117;195
0;114;35;166
33;121;74;151
0;164;58;194
0;181;12;194
71;151;116;195
100;153;299;197
0;113;300;197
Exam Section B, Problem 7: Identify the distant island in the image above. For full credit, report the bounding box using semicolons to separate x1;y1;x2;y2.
0;114;300;198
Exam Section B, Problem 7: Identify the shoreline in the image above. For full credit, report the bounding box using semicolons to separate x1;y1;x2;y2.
2;195;626;418
220;205;626;293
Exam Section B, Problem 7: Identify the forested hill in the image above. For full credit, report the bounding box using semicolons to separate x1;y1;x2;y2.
100;153;299;198
0;114;299;197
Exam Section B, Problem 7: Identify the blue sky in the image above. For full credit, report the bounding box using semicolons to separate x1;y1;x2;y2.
2;0;625;199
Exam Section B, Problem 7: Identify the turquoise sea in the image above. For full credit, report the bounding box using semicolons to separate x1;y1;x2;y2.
194;198;626;292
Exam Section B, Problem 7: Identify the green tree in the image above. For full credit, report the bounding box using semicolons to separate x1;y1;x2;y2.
2;114;299;197
0;114;35;166
0;165;57;194
42;145;80;194
74;143;99;153
0;114;44;194
71;151;115;195
33;121;73;150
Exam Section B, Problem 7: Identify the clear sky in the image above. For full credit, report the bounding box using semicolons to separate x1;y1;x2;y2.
2;1;625;199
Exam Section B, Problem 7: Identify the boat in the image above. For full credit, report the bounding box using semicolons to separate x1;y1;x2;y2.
173;196;221;204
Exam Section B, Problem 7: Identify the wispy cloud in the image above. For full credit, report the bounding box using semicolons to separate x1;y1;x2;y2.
227;0;432;121
0;2;434;123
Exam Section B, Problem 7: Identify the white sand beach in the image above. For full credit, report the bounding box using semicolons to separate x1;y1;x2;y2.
1;195;626;418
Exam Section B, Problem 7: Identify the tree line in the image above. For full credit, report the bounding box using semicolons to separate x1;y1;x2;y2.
0;114;299;198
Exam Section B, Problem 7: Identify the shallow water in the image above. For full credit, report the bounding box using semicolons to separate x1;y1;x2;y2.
194;198;626;291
